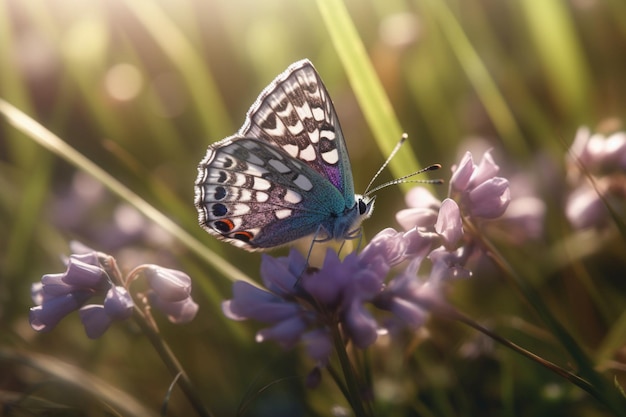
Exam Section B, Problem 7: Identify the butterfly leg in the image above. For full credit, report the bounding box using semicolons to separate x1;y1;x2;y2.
339;226;364;255
294;225;329;287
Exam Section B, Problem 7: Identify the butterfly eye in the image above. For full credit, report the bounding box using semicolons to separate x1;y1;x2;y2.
358;199;367;215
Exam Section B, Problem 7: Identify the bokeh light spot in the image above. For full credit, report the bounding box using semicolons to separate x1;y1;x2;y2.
105;63;143;102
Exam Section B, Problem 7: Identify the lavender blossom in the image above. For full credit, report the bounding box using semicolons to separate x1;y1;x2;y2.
373;257;435;329
30;248;198;337
565;127;626;229
435;199;463;249
568;126;626;174
30;254;110;333
141;266;198;323
223;149;515;364
222;226;462;362
565;182;608;229
449;150;511;219
396;187;441;230
79;286;133;338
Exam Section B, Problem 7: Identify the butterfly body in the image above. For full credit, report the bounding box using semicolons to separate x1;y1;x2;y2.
195;60;374;251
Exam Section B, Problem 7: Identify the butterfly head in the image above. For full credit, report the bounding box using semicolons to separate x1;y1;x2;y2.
355;194;376;225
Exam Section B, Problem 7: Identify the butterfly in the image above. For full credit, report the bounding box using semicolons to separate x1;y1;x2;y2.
194;59;375;251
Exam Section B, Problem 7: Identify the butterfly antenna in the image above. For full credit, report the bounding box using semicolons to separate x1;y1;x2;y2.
364;133;409;195
365;164;443;196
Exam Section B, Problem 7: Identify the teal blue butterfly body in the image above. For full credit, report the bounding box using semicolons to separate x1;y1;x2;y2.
194;59;374;251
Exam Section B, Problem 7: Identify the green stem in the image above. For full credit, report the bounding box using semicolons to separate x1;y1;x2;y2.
132;307;214;417
330;324;371;417
436;301;597;395
464;220;626;416
102;254;212;417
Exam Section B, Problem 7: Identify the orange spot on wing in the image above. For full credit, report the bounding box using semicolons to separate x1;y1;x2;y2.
233;231;254;242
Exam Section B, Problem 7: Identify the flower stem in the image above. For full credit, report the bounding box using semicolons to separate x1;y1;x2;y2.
101;254;212;416
461;220;626;415
330;324;371;417
132;307;214;417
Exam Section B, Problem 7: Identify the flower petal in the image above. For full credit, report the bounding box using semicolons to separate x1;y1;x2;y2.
152;296;199;324
303;250;350;305
302;329;333;364
359;228;405;269
468;177;511;218
145;266;192;302
79;305;112;339
396;207;439;230
566;184;606;229
29;291;91;332
256;315;308;348
63;258;108;290
449;152;474;193
260;252;300;297
40;273;76;297
343;301;378;348
389;297;428;328
435;199;463;248
224;281;300;322
103;286;134;320
469;150;500;187
404;187;442;209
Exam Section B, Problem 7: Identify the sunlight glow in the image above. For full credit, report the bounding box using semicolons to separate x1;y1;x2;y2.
104;63;143;101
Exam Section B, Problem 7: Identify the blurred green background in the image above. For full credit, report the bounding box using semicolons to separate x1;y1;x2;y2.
1;0;626;416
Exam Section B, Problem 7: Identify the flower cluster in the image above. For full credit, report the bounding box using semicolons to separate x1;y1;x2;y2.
397;149;512;277
223;150;513;363
565;126;626;229
223;230;443;365
30;247;198;338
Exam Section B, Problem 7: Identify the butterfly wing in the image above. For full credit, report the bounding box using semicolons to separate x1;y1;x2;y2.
195;137;348;251
240;59;355;207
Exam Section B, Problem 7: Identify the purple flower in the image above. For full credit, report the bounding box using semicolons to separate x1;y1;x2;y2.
222;226;461;361
103;285;135;319
449;150;511;219
435;199;463;249
483;173;546;244
260;249;308;297
30;291;93;332
428;246;472;282
568;126;626;173
302;329;333;363
150;295;199;324
374;251;450;330
79;288;133;339
222;272;312;350
144;266;192;302
30;253;109;333
396;187;441;230
36;257;108;300
256;315;310;349
31;247;197;337
565;182;607;229
78;305;113;339
358;228;406;272
375;270;431;329
139;265;198;323
395;188;464;252
224;281;302;322
343;299;378;348
565;127;626;230
225;250;321;350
